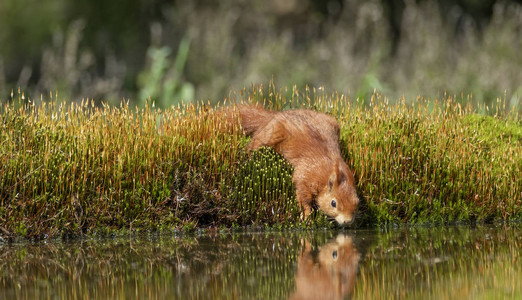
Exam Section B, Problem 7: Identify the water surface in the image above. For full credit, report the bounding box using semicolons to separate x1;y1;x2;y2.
0;225;520;299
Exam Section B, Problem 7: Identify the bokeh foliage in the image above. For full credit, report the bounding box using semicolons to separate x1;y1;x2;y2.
1;0;521;108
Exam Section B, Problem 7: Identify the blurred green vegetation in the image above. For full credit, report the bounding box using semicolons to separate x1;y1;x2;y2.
0;0;521;108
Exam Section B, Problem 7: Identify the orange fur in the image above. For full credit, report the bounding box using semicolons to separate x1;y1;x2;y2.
238;105;359;224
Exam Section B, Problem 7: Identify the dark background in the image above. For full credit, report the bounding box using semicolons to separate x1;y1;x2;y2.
1;0;521;107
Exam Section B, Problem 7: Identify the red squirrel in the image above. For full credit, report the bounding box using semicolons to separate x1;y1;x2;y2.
238;105;359;225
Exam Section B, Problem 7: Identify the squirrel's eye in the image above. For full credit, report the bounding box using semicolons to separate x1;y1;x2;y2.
332;250;338;259
331;200;337;208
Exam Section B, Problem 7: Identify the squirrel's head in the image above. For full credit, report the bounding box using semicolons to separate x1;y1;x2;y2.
316;159;359;225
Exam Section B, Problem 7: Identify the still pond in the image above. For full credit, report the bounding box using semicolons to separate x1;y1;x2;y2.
0;225;520;299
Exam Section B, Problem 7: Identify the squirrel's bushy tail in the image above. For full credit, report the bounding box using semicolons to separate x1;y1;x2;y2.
238;104;276;136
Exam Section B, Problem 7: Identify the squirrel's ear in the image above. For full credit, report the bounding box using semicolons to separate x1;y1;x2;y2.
328;170;336;191
330;160;347;189
337;160;347;184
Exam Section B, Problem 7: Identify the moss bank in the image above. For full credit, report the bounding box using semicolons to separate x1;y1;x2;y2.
1;87;521;237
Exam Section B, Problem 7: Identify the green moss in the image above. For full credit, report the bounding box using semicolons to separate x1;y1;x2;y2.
0;88;521;237
463;114;522;147
230;147;300;225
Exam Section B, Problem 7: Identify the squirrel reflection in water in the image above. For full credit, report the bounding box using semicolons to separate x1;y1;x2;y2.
290;234;361;300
